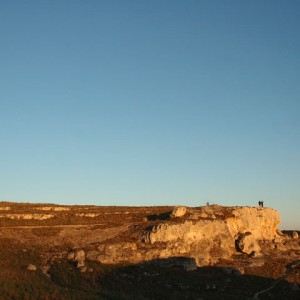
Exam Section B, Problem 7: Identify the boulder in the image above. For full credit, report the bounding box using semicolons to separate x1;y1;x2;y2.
68;249;86;268
236;232;261;256
171;206;187;218
27;264;37;271
292;231;299;239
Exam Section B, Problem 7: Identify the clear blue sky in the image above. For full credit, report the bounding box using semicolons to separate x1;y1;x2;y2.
0;1;299;229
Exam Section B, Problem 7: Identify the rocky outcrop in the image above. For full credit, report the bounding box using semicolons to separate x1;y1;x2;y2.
140;206;279;264
0;213;54;220
0;207;11;211
34;206;70;211
75;213;100;218
145;206;279;242
85;205;281;267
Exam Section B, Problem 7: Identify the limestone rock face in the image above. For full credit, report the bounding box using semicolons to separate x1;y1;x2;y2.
146;206;279;244
142;206;279;265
